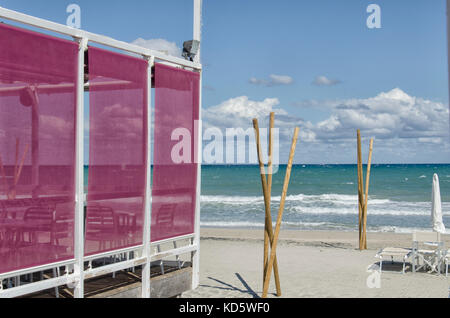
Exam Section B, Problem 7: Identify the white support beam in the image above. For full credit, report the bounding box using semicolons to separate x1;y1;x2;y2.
0;275;76;299
82;245;144;262
191;0;203;290
150;233;195;247
193;0;202;64
192;82;202;290
73;37;88;299
141;56;154;299
447;0;450;134
0;7;201;70
152;244;198;261
0;259;74;281
84;258;147;280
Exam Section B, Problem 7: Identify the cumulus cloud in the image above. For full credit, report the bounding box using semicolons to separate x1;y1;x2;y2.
202;88;450;163
203;96;288;129
312;75;341;87
312;88;448;142
131;38;182;58
249;74;294;87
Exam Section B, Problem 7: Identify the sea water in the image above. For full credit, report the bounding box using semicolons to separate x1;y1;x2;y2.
84;164;450;233
200;164;450;233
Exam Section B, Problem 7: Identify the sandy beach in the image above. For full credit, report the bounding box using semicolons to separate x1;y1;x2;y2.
182;228;450;298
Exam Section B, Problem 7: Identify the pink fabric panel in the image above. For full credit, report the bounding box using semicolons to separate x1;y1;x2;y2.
152;63;199;242
86;47;147;256
0;24;78;273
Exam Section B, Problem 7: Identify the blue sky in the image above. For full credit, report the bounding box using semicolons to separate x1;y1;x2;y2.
1;0;449;163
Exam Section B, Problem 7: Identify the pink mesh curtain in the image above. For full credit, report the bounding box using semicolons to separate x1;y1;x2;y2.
85;47;147;256
0;24;78;273
152;63;199;242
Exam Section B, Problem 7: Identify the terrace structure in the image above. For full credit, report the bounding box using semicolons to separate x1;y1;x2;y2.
0;1;202;298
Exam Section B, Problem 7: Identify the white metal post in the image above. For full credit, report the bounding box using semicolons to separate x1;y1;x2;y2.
141;56;154;298
192;0;202;290
193;0;202;64
447;0;450;135
73;37;87;298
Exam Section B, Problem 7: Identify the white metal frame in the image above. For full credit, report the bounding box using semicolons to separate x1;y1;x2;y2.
191;0;203;291
0;1;202;298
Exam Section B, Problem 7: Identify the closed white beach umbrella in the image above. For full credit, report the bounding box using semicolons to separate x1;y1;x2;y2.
431;173;446;233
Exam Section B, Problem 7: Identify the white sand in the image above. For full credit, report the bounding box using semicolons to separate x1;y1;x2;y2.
182;228;450;298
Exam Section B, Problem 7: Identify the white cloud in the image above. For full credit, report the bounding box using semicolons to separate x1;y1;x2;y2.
203;96;288;129
202;88;450;163
131;38;182;58
312;88;449;141
249;74;294;87
269;74;294;85
40;115;73;140
312;75;341;86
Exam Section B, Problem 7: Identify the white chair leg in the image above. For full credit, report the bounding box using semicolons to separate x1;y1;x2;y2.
112;255;116;278
53;268;59;298
130;251;135;273
173;242;181;269
446;259;448;277
157;245;164;275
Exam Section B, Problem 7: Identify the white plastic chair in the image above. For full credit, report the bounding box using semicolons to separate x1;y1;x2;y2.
412;231;443;274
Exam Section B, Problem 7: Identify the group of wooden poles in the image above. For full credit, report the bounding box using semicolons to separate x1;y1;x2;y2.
252;118;373;295
253;112;299;298
357;129;374;251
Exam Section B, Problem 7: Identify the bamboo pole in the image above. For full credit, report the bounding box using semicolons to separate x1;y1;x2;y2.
14;143;29;186
8;143;29;200
262;127;299;298
263;116;271;283
253;119;281;296
264;113;281;295
356;130;365;250
14;138;19;185
362;138;374;249
0;154;8;195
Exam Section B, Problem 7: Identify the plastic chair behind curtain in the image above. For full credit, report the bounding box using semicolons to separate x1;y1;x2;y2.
85;47;147;256
152;63;200;242
0;24;78;273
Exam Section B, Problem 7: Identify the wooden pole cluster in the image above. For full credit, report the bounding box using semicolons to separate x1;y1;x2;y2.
356;130;373;250
253;113;299;298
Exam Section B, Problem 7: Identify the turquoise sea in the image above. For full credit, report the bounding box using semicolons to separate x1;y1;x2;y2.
199;164;450;233
84;164;450;233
